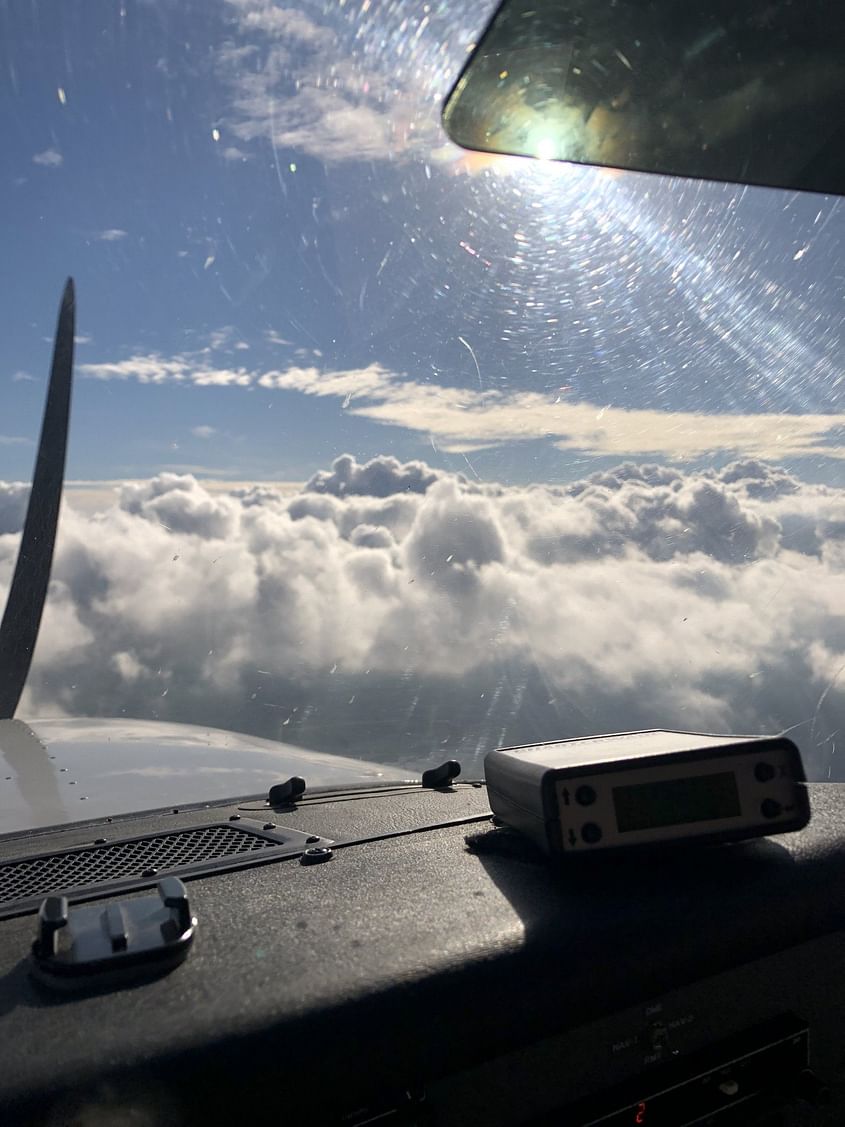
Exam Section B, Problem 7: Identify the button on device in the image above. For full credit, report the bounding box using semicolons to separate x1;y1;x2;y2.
575;785;597;806
761;798;783;819
581;822;602;844
754;761;776;783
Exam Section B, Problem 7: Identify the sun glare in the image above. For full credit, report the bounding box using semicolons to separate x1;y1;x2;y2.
535;137;556;161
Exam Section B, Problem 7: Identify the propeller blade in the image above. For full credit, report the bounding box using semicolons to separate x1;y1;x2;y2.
0;279;75;718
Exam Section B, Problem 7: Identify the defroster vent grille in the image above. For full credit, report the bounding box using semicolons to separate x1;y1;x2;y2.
0;823;282;917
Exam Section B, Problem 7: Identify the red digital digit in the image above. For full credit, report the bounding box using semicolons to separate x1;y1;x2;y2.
634;1101;647;1125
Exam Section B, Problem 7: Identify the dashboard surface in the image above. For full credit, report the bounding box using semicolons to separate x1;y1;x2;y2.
1;781;844;1124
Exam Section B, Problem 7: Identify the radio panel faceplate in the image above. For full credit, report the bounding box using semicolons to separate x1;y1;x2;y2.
557;743;804;852
485;731;810;857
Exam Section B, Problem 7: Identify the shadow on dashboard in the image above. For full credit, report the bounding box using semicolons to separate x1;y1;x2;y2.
462;827;801;1019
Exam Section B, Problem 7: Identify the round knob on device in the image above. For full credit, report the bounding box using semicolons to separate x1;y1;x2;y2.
575;785;597;806
761;798;783;819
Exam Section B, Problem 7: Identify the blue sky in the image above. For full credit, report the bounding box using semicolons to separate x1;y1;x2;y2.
1;0;843;488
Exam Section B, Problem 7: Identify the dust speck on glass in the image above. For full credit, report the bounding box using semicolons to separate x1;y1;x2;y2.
1;0;843;781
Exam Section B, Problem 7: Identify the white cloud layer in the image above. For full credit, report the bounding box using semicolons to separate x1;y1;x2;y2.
1;456;843;779
79;351;845;462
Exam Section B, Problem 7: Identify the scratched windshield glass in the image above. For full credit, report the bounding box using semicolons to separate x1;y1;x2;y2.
1;0;843;785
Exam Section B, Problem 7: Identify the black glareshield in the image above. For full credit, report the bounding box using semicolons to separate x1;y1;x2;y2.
443;0;845;196
0;280;75;718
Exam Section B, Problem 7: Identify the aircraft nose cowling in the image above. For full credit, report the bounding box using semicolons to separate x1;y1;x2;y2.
0;716;418;833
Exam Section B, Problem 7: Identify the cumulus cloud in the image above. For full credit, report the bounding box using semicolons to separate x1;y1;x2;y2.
191;425;218;440
79;350;845;462
0;482;31;534
0;435;32;447
95;228;128;242
32;148;63;167
306;453;438;497
12;371;36;383
118;474;238;538
2;456;843;781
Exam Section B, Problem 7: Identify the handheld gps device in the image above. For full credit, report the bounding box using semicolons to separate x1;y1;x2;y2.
484;730;809;856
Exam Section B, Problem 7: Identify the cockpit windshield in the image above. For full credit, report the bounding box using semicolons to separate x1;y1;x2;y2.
1;0;843;789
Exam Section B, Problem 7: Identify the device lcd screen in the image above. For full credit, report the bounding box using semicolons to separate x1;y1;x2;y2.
613;772;741;833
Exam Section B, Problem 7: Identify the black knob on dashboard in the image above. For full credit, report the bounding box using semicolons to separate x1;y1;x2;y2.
36;895;68;958
795;1069;831;1106
422;760;461;788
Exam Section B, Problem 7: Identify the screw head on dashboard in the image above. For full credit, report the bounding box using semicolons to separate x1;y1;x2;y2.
300;847;333;866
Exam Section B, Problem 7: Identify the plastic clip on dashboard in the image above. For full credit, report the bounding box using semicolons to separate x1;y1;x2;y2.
29;877;196;992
